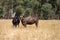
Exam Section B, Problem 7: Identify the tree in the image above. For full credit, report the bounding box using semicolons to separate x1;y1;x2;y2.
41;3;54;19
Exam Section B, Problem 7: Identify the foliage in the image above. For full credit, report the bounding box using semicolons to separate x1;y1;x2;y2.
0;0;60;19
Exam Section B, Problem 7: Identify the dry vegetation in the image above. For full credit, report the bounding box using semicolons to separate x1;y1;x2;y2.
0;19;60;40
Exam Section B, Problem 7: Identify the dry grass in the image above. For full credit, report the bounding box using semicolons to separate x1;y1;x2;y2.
0;19;60;40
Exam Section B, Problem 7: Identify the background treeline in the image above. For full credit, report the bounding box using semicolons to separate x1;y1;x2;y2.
0;0;60;20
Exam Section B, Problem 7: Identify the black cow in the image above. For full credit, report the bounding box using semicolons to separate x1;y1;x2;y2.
12;16;20;27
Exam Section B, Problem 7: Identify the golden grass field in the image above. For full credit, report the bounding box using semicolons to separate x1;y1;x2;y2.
0;19;60;40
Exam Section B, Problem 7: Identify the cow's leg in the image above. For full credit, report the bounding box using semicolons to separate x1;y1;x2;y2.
23;24;26;28
22;23;26;28
35;21;38;28
13;25;17;28
18;24;19;27
15;25;17;27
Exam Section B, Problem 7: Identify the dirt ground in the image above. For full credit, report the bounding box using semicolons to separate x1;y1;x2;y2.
0;19;60;40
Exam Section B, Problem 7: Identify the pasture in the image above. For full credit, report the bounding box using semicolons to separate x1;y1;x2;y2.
0;19;60;40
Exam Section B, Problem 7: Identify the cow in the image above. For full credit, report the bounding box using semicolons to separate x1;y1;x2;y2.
12;16;20;27
20;15;39;28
